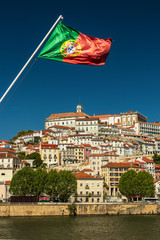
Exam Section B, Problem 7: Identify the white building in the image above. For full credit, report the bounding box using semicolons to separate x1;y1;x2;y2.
45;105;90;129
135;122;160;136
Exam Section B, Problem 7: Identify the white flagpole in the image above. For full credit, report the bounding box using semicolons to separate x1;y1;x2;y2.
0;15;63;104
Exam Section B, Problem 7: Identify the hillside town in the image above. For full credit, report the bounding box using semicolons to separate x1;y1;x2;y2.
1;105;160;203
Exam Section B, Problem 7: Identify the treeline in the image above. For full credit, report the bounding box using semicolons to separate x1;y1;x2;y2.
9;168;77;202
10;130;34;141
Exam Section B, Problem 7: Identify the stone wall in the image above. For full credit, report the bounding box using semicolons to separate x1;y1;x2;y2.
0;203;160;217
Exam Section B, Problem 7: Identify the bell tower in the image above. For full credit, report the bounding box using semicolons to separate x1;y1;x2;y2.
77;105;83;113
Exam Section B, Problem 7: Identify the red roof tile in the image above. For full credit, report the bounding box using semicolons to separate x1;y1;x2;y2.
75;171;102;179
102;162;140;168
48;112;90;119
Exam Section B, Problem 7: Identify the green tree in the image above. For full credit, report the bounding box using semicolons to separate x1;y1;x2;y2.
11;129;34;141
46;169;59;200
119;169;155;200
26;152;42;168
136;171;155;198
57;170;77;202
119;170;138;199
18;152;26;159
152;153;160;164
33;168;48;198
9;168;35;196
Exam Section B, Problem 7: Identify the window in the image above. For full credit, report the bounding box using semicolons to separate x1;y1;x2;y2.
1;173;5;175
80;183;83;187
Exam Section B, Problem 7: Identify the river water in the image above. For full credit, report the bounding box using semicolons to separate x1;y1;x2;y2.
0;215;160;240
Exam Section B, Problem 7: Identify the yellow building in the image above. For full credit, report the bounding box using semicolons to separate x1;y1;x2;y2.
74;171;103;203
74;145;84;162
42;133;52;142
102;162;140;197
41;143;60;167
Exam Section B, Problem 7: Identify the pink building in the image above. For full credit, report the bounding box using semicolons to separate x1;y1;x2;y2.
81;144;91;163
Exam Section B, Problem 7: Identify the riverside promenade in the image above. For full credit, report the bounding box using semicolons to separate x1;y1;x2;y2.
0;203;159;216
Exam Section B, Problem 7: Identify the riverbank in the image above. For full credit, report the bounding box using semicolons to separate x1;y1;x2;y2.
0;203;160;216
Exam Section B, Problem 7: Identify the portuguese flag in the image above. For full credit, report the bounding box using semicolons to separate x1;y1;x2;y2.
38;22;112;65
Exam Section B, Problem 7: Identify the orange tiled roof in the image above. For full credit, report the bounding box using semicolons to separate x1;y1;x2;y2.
91;147;99;150
76;117;99;121
75;171;102;179
82;169;93;172
26;144;33;149
142;157;154;163
41;143;59;149
48;112;90;119
93;114;111;118
21;160;30;165
0;153;18;159
102;162;140;168
81;144;91;147
50;125;73;130
155;164;160;168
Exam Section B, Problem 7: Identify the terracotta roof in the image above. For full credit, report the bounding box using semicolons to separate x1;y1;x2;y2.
122;133;140;137
0;147;16;153
124;110;135;114
92;114;111;118
0;153;18;158
41;143;59;149
76;117;99;121
21;160;30;165
114;123;121;125
75;171;102;179
91;147;99;150
102;151;119;156
49;125;73;130
154;179;159;183
155;164;160;168
102;162;140;168
82;169;93;172
142;157;154;163
81;144;91;147
26;144;34;149
48;112;90;119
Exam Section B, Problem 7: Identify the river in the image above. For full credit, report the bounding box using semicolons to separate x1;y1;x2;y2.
0;215;160;240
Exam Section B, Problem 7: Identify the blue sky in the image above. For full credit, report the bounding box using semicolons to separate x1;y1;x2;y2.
0;0;160;140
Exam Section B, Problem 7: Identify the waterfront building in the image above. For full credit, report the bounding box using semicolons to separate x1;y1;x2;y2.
74;171;103;203
0;180;10;202
154;179;160;200
102;162;140;197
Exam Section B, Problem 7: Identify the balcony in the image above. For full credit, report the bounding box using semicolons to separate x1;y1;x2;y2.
85;185;90;189
78;193;101;197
